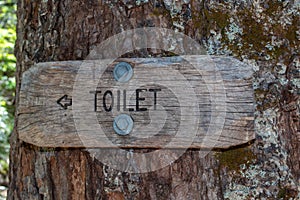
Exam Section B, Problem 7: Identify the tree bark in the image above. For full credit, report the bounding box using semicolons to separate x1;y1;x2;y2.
9;0;299;199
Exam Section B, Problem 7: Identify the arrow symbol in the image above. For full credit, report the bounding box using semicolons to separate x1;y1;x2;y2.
57;95;72;109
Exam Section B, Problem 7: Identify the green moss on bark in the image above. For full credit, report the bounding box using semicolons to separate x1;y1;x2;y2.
215;147;256;172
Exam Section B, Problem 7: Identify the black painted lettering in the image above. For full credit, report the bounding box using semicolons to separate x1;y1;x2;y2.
117;90;120;111
123;90;127;111
149;88;161;110
90;90;101;112
136;89;147;111
103;90;113;112
123;90;134;112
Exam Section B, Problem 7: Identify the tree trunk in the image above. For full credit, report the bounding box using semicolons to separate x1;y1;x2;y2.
9;0;299;199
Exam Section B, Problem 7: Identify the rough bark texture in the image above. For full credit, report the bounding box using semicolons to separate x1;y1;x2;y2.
9;0;299;199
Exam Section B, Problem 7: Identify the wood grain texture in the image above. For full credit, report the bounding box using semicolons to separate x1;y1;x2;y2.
18;56;254;149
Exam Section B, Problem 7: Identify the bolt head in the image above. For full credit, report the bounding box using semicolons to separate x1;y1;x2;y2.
113;114;134;136
116;118;129;130
113;62;133;82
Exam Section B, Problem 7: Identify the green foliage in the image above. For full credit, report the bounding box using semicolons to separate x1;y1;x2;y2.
0;0;16;180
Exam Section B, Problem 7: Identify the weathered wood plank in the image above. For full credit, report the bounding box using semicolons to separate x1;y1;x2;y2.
18;56;254;149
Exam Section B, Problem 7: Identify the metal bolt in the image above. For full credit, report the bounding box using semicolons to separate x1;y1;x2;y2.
113;114;134;136
113;62;133;82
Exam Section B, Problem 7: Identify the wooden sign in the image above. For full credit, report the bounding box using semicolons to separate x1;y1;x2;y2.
18;56;254;149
